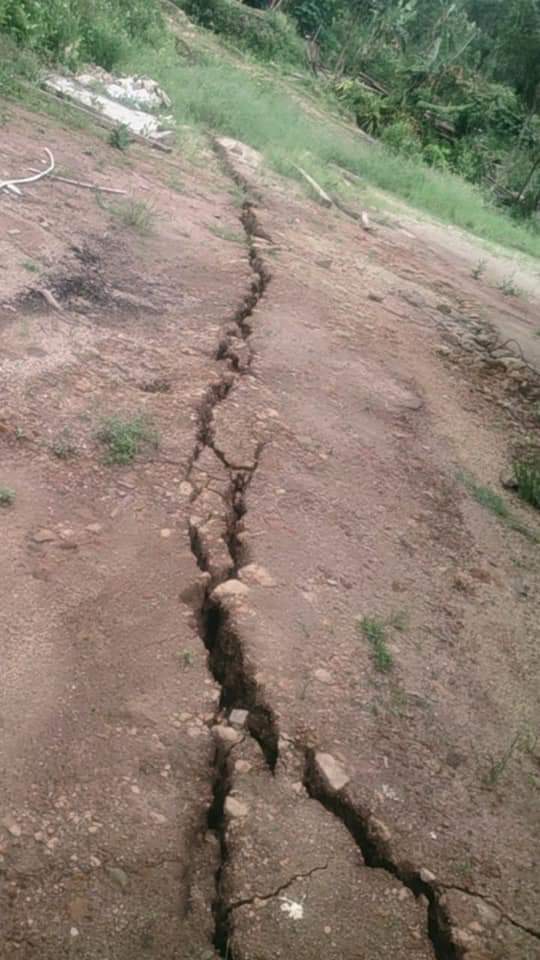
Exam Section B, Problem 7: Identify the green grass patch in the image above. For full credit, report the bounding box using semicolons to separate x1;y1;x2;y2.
0;485;16;506
357;615;394;673
103;198;157;235
109;123;131;151
513;460;540;510
97;414;158;464
0;0;164;71
459;472;539;542
121;42;540;258
51;428;78;460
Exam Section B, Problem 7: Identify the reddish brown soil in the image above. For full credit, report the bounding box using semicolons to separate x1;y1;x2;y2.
1;105;539;960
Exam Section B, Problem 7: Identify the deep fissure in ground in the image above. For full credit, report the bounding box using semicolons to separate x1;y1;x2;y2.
184;159;476;960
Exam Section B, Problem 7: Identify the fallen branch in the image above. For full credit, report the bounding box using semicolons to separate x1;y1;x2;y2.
330;194;360;221
0;148;55;195
292;163;332;207
28;169;127;195
36;288;64;312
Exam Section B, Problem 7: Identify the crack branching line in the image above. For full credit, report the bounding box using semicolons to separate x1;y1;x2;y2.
184;144;276;960
303;748;459;960
439;883;540;941
228;861;329;912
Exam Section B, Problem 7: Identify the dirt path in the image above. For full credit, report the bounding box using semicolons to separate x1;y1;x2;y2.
1;107;539;960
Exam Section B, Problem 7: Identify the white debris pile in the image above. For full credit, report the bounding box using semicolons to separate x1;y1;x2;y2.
77;67;171;109
44;67;174;143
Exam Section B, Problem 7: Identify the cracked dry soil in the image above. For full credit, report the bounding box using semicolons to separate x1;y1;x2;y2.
1;109;539;960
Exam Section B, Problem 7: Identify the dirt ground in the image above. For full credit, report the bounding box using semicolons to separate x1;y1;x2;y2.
1;101;539;960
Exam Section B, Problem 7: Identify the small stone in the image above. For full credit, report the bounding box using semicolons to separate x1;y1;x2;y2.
368;292;383;302
436;346;452;357
212;579;249;602
225;797;249;819
475;901;500;927
313;668;332;684
86;523;102;533
106;866;129;891
229;709;249;729
32;529;56;543
150;812;167;825
160;528;172;539
2;817;22;838
453;928;474;949
235;760;252;773
369;815;392;844
500;356;526;372
500;468;518;490
314;753;350;793
419;867;436;884
213;724;242;746
474;333;491;347
70;927;79;938
178;481;193;497
436;303;452;315
239;564;276;587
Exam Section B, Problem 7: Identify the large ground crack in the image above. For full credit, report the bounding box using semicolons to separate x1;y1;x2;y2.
185;149;277;959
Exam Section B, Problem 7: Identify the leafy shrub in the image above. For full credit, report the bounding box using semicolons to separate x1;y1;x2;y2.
0;0;163;69
513;460;540;509
381;118;422;158
422;142;451;169
333;79;388;134
178;0;305;64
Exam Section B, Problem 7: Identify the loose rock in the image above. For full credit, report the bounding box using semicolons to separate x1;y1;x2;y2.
32;529;56;543
314;752;350;793
225;796;249;819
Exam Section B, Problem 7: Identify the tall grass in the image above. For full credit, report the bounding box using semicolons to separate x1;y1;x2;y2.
123;42;540;258
0;0;163;70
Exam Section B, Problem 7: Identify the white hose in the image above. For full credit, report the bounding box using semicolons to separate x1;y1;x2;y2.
0;148;55;193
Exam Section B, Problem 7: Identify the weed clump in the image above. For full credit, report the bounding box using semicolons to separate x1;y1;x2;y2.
0;486;16;506
97;414;158;464
357;616;393;673
513;459;540;510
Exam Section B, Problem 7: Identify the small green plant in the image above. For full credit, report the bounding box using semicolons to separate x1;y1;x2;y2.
108;199;157;235
483;732;522;788
498;274;521;297
97;414;158;464
513;460;540;509
109;123;131;151
358;616;393;672
471;259;487;280
459;472;539;542
209;224;245;244
51;428;78;460
0;486;16;506
22;259;39;273
182;649;194;668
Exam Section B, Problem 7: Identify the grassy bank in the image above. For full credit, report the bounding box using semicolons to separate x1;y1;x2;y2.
123;39;540;259
1;3;539;259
